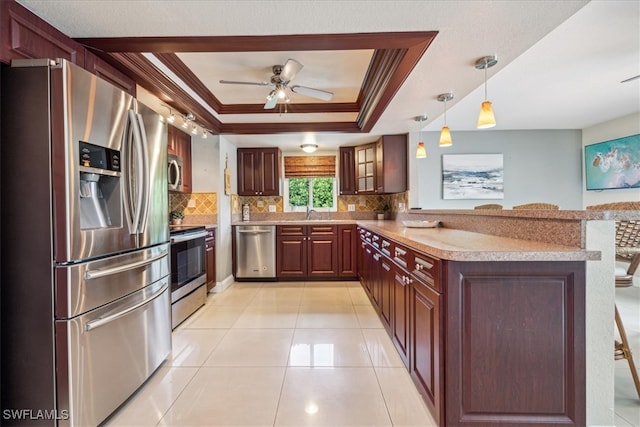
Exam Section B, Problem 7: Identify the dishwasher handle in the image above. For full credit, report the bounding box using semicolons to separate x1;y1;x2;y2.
238;229;273;234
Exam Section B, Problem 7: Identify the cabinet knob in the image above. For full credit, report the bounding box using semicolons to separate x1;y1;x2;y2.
416;264;423;271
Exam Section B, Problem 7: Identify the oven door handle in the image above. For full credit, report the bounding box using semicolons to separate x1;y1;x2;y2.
170;230;209;243
85;282;168;331
84;250;168;280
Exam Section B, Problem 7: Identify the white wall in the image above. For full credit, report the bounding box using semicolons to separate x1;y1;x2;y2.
409;129;583;210
216;136;237;283
191;134;220;193
582;112;640;208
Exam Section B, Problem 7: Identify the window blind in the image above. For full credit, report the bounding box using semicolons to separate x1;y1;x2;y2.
284;155;336;178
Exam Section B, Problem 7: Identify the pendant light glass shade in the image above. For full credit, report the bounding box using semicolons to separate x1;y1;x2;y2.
437;93;454;147
477;101;496;129
414;115;428;158
439;126;452;147
475;55;498;129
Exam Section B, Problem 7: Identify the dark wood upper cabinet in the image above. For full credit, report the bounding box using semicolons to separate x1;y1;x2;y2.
1;1;84;66
237;147;281;196
350;134;407;195
375;134;407;194
1;1;133;97
339;146;356;195
355;143;377;194
84;51;136;95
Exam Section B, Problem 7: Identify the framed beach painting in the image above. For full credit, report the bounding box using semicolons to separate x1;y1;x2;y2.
442;154;504;199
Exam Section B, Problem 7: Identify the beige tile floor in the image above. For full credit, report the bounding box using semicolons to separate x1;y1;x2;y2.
104;279;640;427
104;281;436;427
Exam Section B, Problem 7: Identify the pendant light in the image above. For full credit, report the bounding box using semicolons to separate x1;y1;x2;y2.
414;115;428;158
437;93;453;147
475;55;498;129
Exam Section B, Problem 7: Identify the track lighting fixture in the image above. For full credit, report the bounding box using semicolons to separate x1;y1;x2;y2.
414;115;428;158
437;93;453;147
163;106;209;139
475;55;498;129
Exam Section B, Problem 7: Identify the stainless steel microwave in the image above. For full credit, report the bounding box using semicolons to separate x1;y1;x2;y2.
168;153;183;192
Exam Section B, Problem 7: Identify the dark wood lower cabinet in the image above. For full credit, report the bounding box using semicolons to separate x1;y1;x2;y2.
410;275;442;423
379;258;393;331
205;227;216;291
357;227;586;427
392;267;410;367
276;224;338;279
444;261;585;427
338;225;358;278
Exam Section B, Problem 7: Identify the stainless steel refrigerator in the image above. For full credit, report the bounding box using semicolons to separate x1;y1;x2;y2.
1;59;171;426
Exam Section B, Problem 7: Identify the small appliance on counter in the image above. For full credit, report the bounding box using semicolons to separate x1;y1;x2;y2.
242;203;251;221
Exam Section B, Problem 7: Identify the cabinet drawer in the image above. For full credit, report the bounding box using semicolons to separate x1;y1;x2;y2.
393;244;412;270
413;253;441;292
205;228;215;241
380;237;393;257
277;225;305;236
309;225;337;235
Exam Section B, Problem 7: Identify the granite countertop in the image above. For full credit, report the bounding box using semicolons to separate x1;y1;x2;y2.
357;220;601;262
232;219;357;226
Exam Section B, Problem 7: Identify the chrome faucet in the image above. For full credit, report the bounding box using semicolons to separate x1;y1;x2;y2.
306;208;317;220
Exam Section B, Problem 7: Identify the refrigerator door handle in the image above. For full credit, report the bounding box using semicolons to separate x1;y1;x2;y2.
135;112;151;234
129;110;145;234
84;281;168;331
84;250;168;280
122;111;136;234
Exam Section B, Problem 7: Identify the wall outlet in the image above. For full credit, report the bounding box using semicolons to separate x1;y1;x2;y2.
187;199;196;208
257;200;264;207
398;202;405;211
268;205;276;213
348;204;356;212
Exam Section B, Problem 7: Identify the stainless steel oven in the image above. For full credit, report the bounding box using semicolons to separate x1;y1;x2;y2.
170;225;208;328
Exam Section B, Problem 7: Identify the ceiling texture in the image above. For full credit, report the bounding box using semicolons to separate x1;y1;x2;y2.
16;0;640;151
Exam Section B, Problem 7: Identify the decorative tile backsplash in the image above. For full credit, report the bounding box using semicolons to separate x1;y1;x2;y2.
170;192;218;215
237;191;409;214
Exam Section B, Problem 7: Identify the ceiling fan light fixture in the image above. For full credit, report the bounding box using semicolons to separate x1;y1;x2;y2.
475;55;498;129
301;144;318;153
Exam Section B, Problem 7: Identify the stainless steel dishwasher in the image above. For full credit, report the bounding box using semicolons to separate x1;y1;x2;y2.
235;225;276;280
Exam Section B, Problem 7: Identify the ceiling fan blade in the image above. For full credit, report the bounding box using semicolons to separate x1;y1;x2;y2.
264;94;278;109
219;80;270;86
280;59;303;82
290;85;334;101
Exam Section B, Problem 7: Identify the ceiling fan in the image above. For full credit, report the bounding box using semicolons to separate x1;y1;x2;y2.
219;58;334;109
